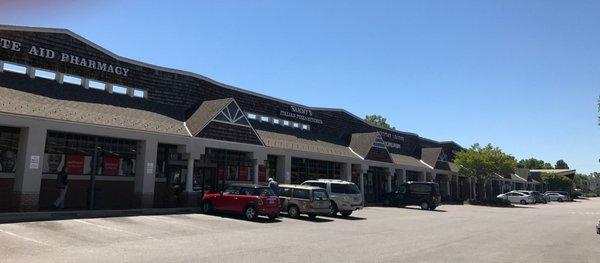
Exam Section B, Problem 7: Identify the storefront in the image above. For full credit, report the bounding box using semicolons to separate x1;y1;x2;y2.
291;157;341;184
0;126;19;211
0;24;469;211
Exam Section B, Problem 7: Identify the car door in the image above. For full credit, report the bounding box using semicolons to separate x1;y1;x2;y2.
235;187;255;212
218;186;241;212
395;185;407;205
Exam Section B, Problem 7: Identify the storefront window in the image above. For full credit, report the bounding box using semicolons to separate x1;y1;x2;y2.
291;157;341;184
0;126;19;173
44;131;137;176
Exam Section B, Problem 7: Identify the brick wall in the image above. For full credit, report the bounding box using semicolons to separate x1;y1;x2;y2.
0;178;14;211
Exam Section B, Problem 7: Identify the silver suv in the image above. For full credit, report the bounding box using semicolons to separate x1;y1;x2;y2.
302;179;363;217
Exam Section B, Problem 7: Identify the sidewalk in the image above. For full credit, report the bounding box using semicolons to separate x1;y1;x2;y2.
0;207;202;224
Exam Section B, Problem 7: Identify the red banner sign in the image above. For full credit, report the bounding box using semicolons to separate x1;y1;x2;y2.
259;165;266;182
238;166;249;181
102;156;120;176
66;154;85;174
217;165;225;180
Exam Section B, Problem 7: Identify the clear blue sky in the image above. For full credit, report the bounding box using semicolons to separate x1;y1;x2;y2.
2;1;599;173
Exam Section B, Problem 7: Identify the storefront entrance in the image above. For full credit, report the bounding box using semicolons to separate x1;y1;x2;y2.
364;166;387;203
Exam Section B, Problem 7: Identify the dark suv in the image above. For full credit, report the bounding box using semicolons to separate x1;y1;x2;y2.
382;182;441;210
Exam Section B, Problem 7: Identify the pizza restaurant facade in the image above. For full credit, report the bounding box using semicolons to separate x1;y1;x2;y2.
0;25;470;212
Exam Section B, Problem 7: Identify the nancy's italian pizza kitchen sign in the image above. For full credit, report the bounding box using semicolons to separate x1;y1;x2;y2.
0;37;130;77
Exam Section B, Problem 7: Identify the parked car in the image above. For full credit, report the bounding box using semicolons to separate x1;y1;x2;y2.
545;191;572;201
517;191;547;204
302;179;363;217
202;184;280;221
278;184;331;219
544;192;568;202
596;221;600;235
382;182;441;210
497;192;535;204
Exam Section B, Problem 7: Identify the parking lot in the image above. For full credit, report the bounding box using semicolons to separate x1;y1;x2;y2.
1;199;599;263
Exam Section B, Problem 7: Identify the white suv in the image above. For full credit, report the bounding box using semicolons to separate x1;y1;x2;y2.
301;179;363;217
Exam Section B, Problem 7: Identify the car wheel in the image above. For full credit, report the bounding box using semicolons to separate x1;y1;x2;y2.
268;214;278;221
520;200;527;205
558;198;563;202
288;205;300;218
330;201;339;216
340;211;352;217
308;214;317;220
420;201;429;210
244;206;258;221
202;201;213;214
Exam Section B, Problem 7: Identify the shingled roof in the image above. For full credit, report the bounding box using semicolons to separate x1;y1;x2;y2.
256;130;360;159
185;98;233;136
0;86;189;136
390;154;433;170
420;147;442;168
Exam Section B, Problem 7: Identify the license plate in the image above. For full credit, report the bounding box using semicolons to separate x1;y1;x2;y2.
268;199;275;204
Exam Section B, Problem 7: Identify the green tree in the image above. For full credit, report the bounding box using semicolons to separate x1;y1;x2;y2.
573;173;590;192
555;159;569;169
454;143;517;200
365;114;395;130
517;158;553;169
541;173;573;191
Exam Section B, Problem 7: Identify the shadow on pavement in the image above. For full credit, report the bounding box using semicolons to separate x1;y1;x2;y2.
324;214;367;221
279;214;335;223
398;206;448;212
0;208;204;224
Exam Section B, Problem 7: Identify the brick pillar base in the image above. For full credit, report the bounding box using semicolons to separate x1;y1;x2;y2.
13;192;39;212
133;192;154;208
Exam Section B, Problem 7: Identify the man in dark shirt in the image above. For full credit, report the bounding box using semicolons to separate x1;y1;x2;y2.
53;165;68;209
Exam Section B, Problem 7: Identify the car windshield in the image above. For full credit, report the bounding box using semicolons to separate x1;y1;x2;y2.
243;187;275;196
312;190;329;201
331;183;361;194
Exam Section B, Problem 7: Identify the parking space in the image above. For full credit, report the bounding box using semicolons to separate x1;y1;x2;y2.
1;199;599;262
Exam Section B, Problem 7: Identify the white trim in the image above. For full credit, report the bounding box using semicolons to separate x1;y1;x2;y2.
348;147;364;160
419;160;435;170
0;173;15;179
183;122;193;137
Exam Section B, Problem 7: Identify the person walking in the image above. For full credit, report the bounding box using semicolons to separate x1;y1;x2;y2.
53;165;68;209
268;177;279;196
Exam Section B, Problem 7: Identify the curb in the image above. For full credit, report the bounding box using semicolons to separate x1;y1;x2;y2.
0;207;202;224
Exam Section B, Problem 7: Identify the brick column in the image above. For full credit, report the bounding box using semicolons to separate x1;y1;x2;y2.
13;126;47;211
133;139;158;208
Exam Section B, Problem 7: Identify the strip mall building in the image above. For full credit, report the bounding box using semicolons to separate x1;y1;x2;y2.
0;25;479;212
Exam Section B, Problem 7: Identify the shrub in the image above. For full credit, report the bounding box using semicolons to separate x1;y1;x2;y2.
583;192;598;198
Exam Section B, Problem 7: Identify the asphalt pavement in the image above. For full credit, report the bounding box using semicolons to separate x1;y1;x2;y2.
0;198;599;262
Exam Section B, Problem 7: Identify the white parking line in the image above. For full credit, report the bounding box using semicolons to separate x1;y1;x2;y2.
74;219;154;239
0;228;53;247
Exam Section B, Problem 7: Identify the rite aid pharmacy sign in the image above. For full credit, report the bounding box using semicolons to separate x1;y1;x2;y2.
1;37;130;77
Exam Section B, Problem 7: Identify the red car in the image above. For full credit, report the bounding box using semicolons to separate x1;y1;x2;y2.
201;184;280;221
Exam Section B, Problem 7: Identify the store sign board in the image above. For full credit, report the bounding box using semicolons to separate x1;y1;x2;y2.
1;37;130;76
279;105;323;124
